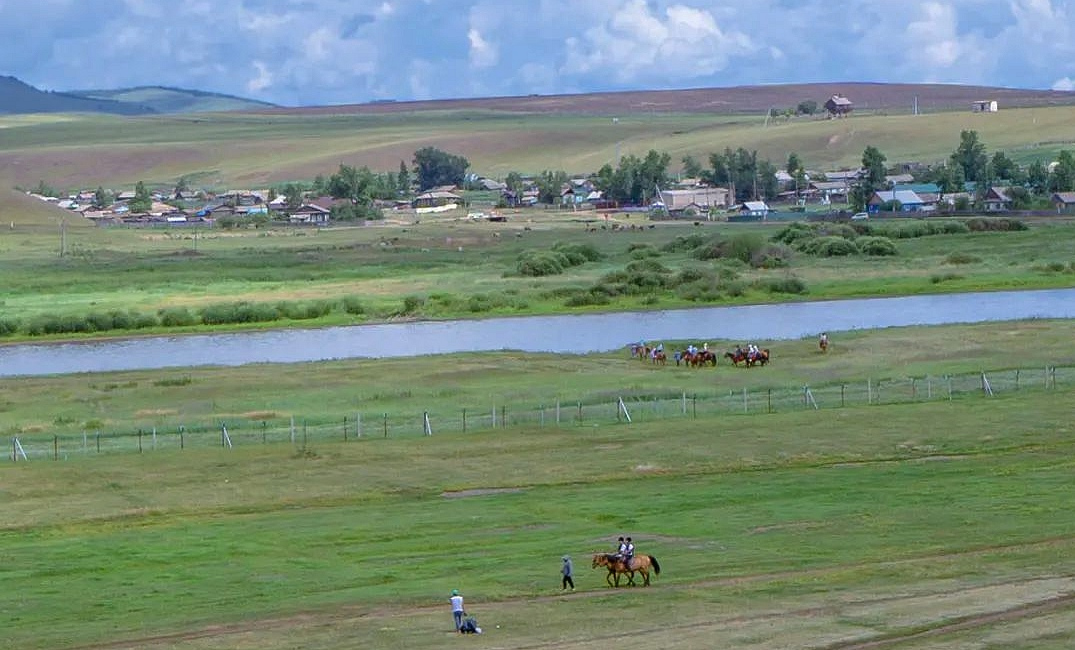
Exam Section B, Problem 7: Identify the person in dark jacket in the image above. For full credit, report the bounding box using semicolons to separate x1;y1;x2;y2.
561;555;575;590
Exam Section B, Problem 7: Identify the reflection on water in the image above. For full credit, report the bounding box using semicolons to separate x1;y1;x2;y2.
1;288;1073;377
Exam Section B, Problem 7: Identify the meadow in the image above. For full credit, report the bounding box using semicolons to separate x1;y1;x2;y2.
0;213;1074;342
2;320;1074;649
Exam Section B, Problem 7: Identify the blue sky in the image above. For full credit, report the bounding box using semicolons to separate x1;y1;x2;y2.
3;0;1074;106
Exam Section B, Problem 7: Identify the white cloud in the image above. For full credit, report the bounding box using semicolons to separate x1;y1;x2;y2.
247;61;273;93
3;0;1075;105
1051;77;1075;91
467;28;498;68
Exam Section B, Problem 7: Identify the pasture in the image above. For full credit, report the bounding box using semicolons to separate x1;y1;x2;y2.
3;103;1075;190
2;321;1075;648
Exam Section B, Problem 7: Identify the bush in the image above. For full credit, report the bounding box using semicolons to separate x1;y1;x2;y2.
132;312;158;329
945;252;981;265
0;318;19;336
278;300;333;320
722;232;767;264
750;243;793;268
930;272;964;284
400;295;425;315
564;290;612;307
771;222;816;245
856;236;898;256
200;302;281;325
341;296;366;315
938;220;970;234
159;307;198;327
964;217;1027;232
516;251;568;276
552;241;603;264
802;236;858;256
817;223;858;239
661;233;710;252
758;275;808;294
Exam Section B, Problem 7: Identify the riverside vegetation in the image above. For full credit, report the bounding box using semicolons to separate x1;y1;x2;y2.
0;213;1071;341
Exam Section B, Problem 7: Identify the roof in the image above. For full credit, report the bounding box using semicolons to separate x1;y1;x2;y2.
872;190;924;204
741;201;770;211
985;187;1011;201
893;183;940;194
415;190;462;200
1051;191;1075;203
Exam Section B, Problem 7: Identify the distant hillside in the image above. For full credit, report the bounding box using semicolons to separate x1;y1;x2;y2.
0;76;154;116
69;86;277;113
263;82;1075;117
0;76;275;115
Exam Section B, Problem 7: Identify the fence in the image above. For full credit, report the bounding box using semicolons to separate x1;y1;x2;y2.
8;365;1069;462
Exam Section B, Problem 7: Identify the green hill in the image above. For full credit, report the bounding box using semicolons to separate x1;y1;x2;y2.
0;76;153;116
69;86;277;113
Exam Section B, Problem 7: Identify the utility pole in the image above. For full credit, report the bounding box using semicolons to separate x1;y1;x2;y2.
59;216;67;257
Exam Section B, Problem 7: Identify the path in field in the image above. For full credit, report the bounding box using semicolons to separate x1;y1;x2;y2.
72;535;1075;650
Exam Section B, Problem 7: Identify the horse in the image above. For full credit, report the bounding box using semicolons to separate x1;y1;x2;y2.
592;553;661;587
724;350;747;366
746;348;771;367
651;350;667;365
630;344;651;361
696;350;717;366
819;335;829;353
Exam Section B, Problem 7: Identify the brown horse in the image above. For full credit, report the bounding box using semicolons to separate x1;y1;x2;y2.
630;344;651;361
651;350;667;365
724;350;747;366
819;335;829;353
591;553;661;587
746;348;771;367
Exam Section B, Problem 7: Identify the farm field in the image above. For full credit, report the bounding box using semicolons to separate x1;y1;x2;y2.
3;101;1075;191
2;320;1074;648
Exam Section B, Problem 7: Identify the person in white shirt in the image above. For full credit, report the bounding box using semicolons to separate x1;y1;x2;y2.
449;589;464;631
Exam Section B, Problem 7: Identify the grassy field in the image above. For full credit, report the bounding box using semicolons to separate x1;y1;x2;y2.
0;212;1072;342
3;104;1075;190
2;322;1074;648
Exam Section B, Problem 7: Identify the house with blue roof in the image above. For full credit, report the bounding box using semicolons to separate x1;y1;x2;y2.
867;189;926;214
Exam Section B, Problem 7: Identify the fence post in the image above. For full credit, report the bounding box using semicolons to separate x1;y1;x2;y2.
357;412;362;438
911;378;916;400
692;394;697;419
743;387;748;413
179;426;184;449
262;421;267;444
491;406;496;428
138;429;143;453
96;431;101;453
462;408;467;433
54;435;58;461
947;375;953;401
501;405;507;428
578;401;583;423
343;416;348;442
1015;369;1020;390
927;377;932;399
841;384;846;408
682;391;687;416
383;413;388;438
424;411;432;436
556;400;561;425
867;378;872;405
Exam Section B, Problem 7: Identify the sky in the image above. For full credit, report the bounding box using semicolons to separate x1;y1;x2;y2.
2;0;1074;107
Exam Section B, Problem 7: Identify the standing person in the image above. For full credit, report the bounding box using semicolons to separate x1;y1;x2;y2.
561;555;575;590
449;589;464;631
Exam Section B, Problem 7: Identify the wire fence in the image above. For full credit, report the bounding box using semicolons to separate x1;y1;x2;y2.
8;365;1069;462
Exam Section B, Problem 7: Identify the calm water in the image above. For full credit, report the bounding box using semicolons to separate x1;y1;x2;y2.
1;288;1074;377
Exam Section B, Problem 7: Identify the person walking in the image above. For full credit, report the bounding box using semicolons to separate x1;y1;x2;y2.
561;555;575;590
449;589;464;631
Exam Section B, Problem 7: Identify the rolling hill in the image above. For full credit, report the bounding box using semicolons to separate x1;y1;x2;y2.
0;76;275;115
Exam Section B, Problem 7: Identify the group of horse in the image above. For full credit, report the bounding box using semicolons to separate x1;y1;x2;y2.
591;552;661;587
630;343;770;368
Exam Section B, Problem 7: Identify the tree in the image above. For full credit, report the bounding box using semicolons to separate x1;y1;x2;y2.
950;130;988;182
990;151;1020;183
936;163;965;194
504;171;525;194
756;159;779;200
283;183;304;210
535;170;569;204
175;176;190;194
327;164;374;206
593;149;671;204
796;100;818;115
1048;150;1075;193
861;146;887;188
129;181;152;213
92;186;112;209
681;155;704;179
412;147;470;191
1027;160;1049;194
396;160;410;196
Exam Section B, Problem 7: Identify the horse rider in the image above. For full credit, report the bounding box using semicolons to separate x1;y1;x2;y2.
614;536;627;561
623;537;635;569
820;332;829;348
748;343;759;360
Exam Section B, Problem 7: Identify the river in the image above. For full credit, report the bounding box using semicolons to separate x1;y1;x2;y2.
1;288;1074;377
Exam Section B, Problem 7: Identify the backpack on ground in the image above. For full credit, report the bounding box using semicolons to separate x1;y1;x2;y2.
460;615;479;634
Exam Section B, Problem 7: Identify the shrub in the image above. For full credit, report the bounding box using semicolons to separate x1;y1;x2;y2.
930;272;964;284
624;259;669;274
758;275;808;294
564;290;611;307
856;236;898;256
945;252;981;265
817;223;858;239
801;236;857;256
964;217;1028;232
401;295;425;315
159;307;197;327
0;318;18;336
132;312;158;329
661;233;710;252
628;244;660;259
516;251;567;276
200;302;281;325
750;243;793;268
341;296;366;315
938;220;970;234
771;222;816;245
552;241;603;264
85;312;116;332
722;232;767;264
278;300;333;320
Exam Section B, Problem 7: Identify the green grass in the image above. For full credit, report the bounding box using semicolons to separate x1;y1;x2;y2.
0;216;1072;342
2;384;1074;649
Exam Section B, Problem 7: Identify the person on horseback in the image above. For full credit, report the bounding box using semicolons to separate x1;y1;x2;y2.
614;536;627;561
819;332;829;350
748;343;759;361
623;537;635;569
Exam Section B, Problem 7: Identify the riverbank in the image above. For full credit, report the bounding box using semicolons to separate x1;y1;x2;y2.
1;216;1073;345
